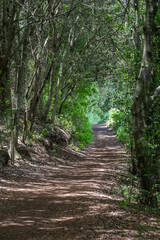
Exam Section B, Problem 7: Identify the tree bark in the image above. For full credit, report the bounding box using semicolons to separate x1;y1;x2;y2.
51;50;67;123
14;26;30;146
131;0;158;207
0;1;16;117
27;62;53;131
43;22;58;120
58;84;76;115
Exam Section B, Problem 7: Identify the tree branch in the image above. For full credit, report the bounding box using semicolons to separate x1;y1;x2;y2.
151;86;160;100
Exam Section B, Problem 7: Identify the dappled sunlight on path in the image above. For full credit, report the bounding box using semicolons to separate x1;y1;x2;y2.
0;124;159;240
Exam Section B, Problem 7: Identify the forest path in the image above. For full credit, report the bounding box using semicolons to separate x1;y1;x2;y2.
0;124;159;240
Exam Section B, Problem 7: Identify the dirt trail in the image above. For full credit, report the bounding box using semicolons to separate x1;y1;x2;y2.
0;124;159;240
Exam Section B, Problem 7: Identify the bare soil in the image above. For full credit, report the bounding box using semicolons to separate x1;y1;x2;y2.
0;124;160;240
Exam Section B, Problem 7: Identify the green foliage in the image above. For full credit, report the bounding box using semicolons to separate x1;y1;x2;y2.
105;108;136;176
56;113;93;147
118;172;140;207
98;112;110;124
120;200;129;207
106;108;133;148
55;82;94;147
87;83;104;124
74;120;93;147
55;115;75;133
40;128;49;137
120;185;135;204
87;113;101;124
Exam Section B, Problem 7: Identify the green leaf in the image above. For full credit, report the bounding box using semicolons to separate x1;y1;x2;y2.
120;200;129;207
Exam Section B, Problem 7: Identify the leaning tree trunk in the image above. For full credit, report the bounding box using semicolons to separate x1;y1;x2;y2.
58;84;76;115
43;60;56;121
131;0;158;207
27;61;53;132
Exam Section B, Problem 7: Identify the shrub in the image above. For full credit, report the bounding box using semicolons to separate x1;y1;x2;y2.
106;108;132;147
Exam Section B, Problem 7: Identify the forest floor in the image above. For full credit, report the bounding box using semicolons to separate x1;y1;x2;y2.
0;124;160;240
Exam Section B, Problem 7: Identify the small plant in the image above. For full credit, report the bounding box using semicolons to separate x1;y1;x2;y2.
51;147;56;154
118;172;140;207
137;225;147;238
71;144;81;151
40;128;49;137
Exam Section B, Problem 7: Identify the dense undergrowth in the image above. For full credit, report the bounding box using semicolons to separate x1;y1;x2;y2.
98;108;160;210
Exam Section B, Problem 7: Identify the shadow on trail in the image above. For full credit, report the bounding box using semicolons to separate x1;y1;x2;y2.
0;124;159;240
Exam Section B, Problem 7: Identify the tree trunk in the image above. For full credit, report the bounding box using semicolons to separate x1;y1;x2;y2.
132;0;141;56
131;0;158;207
27;62;53;131
0;1;16;117
14;27;29;146
51;50;67;123
43;60;56;120
58;84;76;115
